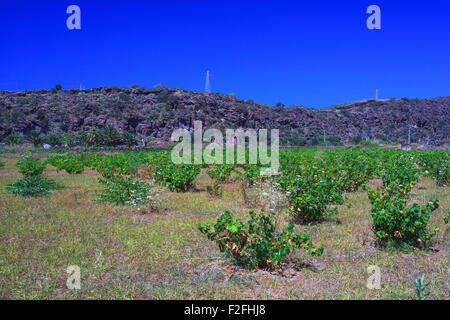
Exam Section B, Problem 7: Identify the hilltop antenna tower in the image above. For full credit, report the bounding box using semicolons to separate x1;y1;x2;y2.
375;88;379;100
205;70;210;93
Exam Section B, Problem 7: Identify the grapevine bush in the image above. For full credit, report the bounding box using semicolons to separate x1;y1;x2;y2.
16;156;46;177
95;175;159;210
206;164;235;196
199;210;323;269
280;163;344;223
6;176;62;198
417;150;449;186
152;162;200;192
46;154;87;174
7;156;61;198
368;184;439;250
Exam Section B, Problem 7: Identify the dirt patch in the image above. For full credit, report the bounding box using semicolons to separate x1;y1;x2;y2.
366;178;382;188
0;169;100;177
0;170;21;177
42;169;99;176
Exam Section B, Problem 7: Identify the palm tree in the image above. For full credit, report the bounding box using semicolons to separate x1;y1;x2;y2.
27;130;43;147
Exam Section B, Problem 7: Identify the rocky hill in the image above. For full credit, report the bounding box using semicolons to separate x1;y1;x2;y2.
0;86;448;146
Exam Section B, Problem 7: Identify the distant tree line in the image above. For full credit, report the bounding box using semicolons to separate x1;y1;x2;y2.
1;125;141;148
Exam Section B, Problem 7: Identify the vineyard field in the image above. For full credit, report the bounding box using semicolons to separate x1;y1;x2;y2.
0;147;448;299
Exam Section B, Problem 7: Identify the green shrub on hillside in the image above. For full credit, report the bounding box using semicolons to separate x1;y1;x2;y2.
16;97;29;105
43;133;66;147
27;130;43;147
121;132;140;147
91;125;122;147
4;134;23;145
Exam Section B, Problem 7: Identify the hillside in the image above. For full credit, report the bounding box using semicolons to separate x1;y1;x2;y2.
0;87;449;146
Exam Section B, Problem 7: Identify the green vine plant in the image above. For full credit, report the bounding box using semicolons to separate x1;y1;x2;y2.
199;210;323;269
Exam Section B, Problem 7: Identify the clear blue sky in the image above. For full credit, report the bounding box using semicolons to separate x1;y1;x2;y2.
1;0;449;108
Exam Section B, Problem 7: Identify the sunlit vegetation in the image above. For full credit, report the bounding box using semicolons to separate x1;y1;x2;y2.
0;147;448;299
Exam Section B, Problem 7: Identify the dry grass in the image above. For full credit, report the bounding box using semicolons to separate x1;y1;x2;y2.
0;158;448;300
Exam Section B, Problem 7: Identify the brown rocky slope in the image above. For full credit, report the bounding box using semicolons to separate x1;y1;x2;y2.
0;87;448;146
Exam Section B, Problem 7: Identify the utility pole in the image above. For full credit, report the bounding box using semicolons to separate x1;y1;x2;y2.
408;124;417;145
408;126;411;145
205;70;210;93
375;88;378;100
323;129;326;146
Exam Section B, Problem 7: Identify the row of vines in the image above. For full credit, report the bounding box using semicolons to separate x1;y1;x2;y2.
3;147;449;269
